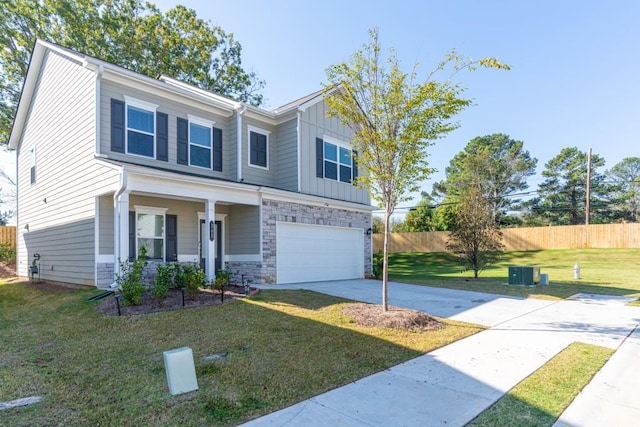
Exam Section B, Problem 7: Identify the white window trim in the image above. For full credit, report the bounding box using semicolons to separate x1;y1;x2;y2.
322;135;352;183
187;114;215;169
124;96;158;159
247;125;270;170
134;205;168;260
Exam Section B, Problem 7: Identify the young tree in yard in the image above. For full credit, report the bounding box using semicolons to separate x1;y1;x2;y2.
0;0;264;144
606;157;640;222
432;133;537;224
446;183;504;278
324;29;509;311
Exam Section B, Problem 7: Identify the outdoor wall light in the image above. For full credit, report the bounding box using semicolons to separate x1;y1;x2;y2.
365;227;372;236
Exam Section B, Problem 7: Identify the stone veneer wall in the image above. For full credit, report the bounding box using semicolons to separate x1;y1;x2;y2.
257;199;372;284
97;263;114;288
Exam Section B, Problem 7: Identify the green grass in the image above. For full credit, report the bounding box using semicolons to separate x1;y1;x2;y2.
0;281;482;426
386;248;640;300
468;342;614;427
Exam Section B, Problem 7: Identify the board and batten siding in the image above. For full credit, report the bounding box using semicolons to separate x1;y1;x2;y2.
299;100;370;205
275;118;298;191
240;116;276;187
16;50;119;285
100;80;237;181
227;204;260;255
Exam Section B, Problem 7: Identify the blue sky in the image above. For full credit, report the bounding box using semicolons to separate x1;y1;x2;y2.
153;0;639;207
3;0;637;216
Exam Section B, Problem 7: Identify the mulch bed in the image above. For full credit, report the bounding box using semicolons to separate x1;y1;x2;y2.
342;303;445;331
94;286;259;316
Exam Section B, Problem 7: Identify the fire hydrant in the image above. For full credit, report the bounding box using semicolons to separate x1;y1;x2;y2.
574;263;580;280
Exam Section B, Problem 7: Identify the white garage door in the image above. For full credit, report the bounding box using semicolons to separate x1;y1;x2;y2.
276;222;364;284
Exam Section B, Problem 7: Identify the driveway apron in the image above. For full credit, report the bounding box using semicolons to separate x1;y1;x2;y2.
244;280;640;426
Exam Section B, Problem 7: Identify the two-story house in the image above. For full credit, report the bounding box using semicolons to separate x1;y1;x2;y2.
9;40;374;288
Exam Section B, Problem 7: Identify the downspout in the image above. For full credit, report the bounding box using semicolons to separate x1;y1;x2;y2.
112;168;128;287
296;111;302;192
236;106;247;182
94;64;104;155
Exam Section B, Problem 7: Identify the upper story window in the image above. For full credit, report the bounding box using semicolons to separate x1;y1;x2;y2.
248;126;270;169
177;116;222;171
188;115;214;169
124;96;158;158
324;139;353;183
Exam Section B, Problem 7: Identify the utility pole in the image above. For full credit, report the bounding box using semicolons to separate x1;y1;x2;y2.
585;148;592;225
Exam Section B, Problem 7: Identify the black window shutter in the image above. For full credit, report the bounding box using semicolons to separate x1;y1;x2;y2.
316;138;324;178
177;117;188;165
212;127;223;171
111;99;125;153
128;211;135;261
166;214;178;262
352;150;358;182
156;112;168;161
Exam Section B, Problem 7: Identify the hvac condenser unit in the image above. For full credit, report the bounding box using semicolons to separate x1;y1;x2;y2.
508;266;541;285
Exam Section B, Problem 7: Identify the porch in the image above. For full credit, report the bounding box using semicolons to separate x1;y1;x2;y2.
96;192;263;288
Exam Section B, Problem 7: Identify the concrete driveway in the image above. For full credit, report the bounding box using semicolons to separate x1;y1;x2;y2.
242;279;640;426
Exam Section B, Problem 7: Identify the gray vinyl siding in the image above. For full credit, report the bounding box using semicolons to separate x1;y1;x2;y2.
15;50;120;285
299;100;370;205
228;204;260;254
98;195;114;254
275;118;298;191
241;117;276;187
100;80;236;181
129;195;206;256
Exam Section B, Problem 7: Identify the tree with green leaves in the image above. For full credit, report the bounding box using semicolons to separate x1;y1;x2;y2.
446;182;504;278
324;28;509;311
402;194;437;232
606;157;640;222
433;133;537;224
530;147;609;225
0;0;264;144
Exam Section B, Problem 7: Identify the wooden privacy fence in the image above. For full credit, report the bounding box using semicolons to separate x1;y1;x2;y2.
373;223;640;253
0;226;16;248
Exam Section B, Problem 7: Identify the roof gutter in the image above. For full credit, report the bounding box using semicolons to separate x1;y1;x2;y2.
236;105;247;182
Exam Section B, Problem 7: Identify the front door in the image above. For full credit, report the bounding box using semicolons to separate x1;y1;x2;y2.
199;220;222;273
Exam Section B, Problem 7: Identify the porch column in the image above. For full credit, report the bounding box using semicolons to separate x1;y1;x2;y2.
205;199;216;282
114;191;130;278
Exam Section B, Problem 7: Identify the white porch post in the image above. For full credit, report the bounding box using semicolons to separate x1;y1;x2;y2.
114;191;130;277
205;199;216;282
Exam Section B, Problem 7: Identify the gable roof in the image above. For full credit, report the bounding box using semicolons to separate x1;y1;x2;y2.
9;39;331;149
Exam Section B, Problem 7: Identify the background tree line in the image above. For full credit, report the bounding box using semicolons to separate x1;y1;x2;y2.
377;133;640;232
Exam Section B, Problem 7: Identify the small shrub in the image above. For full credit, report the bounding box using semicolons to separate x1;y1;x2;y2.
213;268;231;290
372;252;384;279
181;263;206;295
152;263;174;302
0;241;16;265
116;247;146;306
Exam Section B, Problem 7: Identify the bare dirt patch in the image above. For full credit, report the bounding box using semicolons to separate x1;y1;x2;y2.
342;303;445;331
0;262;16;279
95;286;259;316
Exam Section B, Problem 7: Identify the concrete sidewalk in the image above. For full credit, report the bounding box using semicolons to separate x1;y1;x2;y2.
243;280;640;426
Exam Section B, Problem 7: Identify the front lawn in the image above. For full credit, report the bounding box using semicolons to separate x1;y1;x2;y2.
469;342;613;426
0;280;482;426
385;248;640;300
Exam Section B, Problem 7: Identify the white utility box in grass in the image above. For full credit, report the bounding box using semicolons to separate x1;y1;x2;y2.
163;347;198;395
